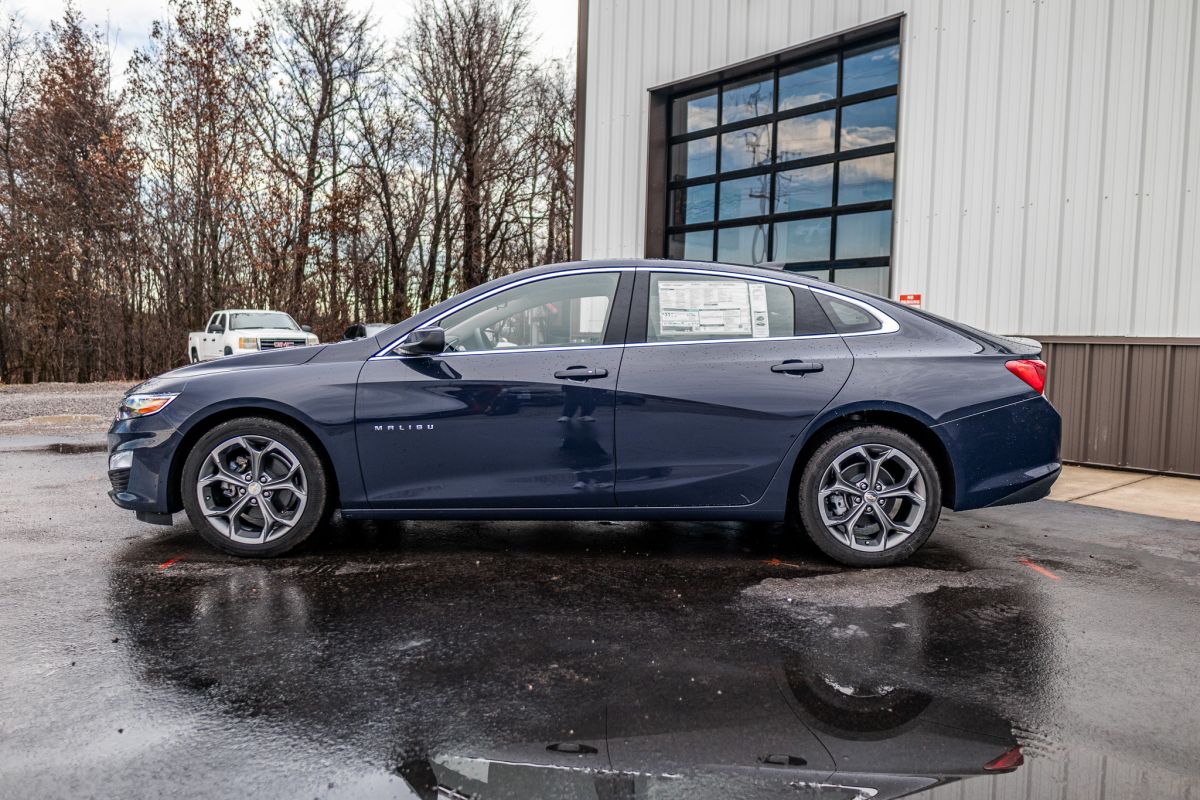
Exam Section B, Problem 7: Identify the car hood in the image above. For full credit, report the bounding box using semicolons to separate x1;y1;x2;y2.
132;345;328;394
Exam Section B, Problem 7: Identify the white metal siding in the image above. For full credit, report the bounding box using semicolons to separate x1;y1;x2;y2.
580;0;1200;337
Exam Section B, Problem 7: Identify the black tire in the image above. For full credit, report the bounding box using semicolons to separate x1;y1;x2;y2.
794;425;941;567
190;348;199;364
181;417;329;557
223;346;233;357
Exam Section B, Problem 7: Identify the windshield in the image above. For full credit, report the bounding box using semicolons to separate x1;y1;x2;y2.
229;312;300;331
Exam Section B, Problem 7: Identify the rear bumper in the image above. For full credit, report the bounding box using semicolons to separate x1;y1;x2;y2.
983;464;1061;507
934;396;1062;511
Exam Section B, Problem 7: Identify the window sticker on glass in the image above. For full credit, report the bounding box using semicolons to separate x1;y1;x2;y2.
656;280;770;339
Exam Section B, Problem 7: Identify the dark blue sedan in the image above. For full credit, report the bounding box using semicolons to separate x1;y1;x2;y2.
107;260;1061;566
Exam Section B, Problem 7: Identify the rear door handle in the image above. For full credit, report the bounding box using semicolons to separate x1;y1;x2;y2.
759;754;808;767
545;742;599;755
554;366;609;381
771;360;823;375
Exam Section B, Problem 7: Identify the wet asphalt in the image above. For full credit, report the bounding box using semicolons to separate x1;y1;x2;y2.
2;434;1199;799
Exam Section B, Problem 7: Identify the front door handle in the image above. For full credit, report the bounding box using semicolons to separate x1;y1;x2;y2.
771;360;823;375
554;366;609;381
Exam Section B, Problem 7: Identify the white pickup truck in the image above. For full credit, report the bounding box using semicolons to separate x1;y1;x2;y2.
188;309;319;363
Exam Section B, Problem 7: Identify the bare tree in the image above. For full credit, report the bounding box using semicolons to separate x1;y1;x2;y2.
405;0;532;290
0;0;576;383
243;0;380;321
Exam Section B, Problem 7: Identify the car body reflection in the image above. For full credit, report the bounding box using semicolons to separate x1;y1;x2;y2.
417;667;1020;800
108;530;1046;799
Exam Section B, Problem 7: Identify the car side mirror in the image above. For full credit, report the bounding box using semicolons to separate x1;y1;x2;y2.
208;324;223;334
396;327;445;355
301;324;313;333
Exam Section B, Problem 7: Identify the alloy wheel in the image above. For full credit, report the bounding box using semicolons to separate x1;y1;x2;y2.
196;435;308;545
816;443;927;552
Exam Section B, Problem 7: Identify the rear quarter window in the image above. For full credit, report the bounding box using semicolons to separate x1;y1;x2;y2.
816;294;882;334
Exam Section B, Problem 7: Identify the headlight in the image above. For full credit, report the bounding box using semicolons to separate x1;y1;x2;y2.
306;334;319;345
109;450;134;470
118;393;179;420
238;337;258;350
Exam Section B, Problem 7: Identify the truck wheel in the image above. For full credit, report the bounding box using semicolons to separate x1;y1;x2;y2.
190;348;199;364
223;346;233;357
181;417;329;557
794;425;941;567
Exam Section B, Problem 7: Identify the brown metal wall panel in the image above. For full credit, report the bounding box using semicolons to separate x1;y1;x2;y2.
1038;337;1200;477
1083;346;1127;466
1122;345;1168;470
1043;342;1088;464
1167;348;1200;475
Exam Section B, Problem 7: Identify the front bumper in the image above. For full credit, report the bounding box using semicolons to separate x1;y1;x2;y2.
107;413;186;516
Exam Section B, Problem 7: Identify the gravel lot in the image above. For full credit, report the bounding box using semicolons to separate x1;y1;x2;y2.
0;382;132;433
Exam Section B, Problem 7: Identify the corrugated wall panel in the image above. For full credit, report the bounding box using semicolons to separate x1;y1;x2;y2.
1041;338;1200;476
1168;348;1200;474
581;0;1200;339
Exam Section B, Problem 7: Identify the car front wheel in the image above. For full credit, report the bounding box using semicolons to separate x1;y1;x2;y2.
181;417;328;557
796;425;941;567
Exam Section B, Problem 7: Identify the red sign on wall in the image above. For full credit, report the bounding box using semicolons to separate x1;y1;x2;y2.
898;293;922;307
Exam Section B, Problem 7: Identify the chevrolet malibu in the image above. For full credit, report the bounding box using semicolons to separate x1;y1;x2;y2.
107;260;1061;566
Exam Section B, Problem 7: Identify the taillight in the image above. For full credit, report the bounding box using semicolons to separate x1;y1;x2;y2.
1006;359;1046;394
983;745;1025;772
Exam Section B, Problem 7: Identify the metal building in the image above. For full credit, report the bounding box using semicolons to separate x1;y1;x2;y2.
573;0;1200;475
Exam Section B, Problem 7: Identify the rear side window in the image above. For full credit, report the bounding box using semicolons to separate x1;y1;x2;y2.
648;273;793;342
816;294;882;334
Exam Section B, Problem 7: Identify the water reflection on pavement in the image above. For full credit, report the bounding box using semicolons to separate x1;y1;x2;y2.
102;516;1157;799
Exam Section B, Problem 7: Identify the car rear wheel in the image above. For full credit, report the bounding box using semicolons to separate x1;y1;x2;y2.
795;425;941;567
181;417;328;557
189;348;199;364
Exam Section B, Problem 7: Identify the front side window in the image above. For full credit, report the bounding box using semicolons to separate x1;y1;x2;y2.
647;273;794;342
438;273;620;353
663;33;900;294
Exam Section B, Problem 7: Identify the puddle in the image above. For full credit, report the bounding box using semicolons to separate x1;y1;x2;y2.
743;566;1018;609
43;442;108;454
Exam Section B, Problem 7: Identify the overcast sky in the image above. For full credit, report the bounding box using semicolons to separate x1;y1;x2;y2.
14;0;577;83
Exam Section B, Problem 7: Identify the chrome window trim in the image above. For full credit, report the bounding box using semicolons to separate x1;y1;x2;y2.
372;343;624;361
369;264;898;361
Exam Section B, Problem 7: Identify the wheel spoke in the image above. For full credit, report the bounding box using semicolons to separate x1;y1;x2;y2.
870;504;893;549
833;501;867;532
867;447;894;488
878;488;922;503
819;476;863;499
258;498;280;541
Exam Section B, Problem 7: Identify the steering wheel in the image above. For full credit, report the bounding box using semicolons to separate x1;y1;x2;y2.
478;326;500;350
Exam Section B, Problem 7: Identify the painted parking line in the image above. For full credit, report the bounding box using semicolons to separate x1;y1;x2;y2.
1018;558;1061;581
